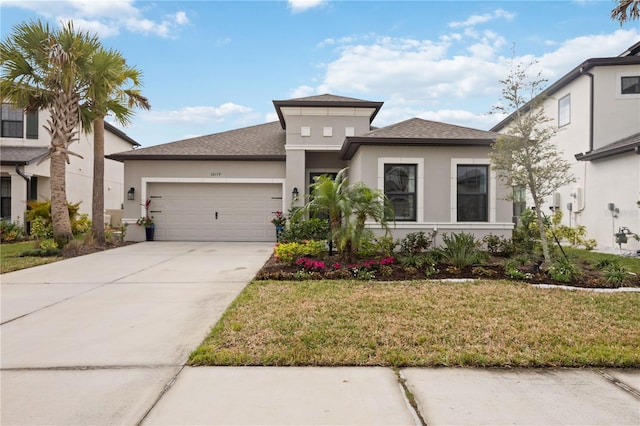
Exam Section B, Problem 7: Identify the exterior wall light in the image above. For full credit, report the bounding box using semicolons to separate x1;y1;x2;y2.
292;187;299;199
127;187;135;201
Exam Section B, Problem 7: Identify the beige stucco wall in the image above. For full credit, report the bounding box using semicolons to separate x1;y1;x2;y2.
592;65;640;149
348;145;514;240
283;114;372;148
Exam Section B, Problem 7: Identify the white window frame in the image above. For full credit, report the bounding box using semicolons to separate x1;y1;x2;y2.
450;158;496;223
617;72;640;99
558;94;571;127
378;157;424;222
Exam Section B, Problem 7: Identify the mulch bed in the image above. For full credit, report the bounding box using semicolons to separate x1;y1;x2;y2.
255;254;640;289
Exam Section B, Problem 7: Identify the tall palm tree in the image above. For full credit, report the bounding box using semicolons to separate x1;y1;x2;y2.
1;20;100;246
82;48;150;245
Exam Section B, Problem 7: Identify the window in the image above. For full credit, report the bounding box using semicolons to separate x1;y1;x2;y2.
1;177;11;221
457;165;488;222
384;164;416;221
512;185;526;224
558;94;570;127
621;76;640;94
1;104;23;138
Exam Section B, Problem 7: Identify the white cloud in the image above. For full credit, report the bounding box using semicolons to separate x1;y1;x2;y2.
142;103;253;125
298;28;638;131
2;0;189;38
288;0;326;13
448;9;516;29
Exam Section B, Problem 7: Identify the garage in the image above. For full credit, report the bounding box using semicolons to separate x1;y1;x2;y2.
147;182;283;241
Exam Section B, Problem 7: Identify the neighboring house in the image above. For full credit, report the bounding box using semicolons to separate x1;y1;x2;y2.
109;94;514;242
491;42;640;251
0;105;140;225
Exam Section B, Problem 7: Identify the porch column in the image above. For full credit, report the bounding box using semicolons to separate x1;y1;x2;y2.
10;173;26;226
285;148;306;208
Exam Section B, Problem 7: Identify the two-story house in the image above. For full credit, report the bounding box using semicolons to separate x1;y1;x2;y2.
491;42;640;251
0;105;140;226
109;94;515;242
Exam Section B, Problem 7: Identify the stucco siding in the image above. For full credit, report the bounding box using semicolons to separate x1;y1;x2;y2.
284;115;371;148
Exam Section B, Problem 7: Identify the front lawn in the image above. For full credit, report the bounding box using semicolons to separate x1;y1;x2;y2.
0;240;63;273
190;279;640;368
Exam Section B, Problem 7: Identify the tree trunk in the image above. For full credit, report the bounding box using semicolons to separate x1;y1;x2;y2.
50;149;73;246
92;118;105;246
528;175;551;264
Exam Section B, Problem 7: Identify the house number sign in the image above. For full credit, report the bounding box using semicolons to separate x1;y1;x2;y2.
210;172;222;177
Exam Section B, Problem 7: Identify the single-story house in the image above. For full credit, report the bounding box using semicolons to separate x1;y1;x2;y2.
108;94;514;242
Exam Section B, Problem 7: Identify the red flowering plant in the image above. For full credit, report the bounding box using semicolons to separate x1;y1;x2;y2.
136;199;154;227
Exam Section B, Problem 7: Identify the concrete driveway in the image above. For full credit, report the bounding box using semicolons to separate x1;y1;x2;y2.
1;242;273;425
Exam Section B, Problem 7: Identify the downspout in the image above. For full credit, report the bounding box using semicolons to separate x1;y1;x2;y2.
15;164;31;232
574;67;594;216
580;66;594;152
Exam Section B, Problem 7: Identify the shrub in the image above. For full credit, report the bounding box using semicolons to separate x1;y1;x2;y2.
399;231;432;255
441;232;486;268
29;216;53;239
72;213;91;235
273;240;327;264
482;234;513;257
548;258;581;283
0;219;25;242
603;264;629;287
20;239;60;257
279;218;330;243
25;200;89;236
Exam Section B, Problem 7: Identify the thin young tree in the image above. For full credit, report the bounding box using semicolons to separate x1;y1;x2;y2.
1;20;100;246
489;58;575;264
83;48;150;245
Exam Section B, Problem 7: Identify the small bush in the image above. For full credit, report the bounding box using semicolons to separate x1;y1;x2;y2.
482;234;513;257
279;218;330;243
399;231;432;255
29;216;53;239
72;214;91;235
603;264;630;287
548;258;581;283
0;219;25;242
274;240;327;264
441;232;486;268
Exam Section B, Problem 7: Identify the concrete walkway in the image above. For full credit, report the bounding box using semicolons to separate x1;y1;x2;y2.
2;242;639;425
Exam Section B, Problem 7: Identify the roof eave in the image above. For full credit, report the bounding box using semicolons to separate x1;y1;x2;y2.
272;99;384;129
106;154;286;162
104;122;141;147
491;56;640;132
575;145;640;161
340;137;495;160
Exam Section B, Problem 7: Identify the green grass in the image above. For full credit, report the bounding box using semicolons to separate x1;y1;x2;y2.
0;241;63;273
564;247;640;273
190;280;640;368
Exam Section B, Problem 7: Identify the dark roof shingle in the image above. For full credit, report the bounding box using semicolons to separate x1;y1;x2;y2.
575;132;640;161
0;146;49;165
340;118;499;159
107;121;285;161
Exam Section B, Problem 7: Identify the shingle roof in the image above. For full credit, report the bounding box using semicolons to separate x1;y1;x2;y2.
575;132;640;161
340;117;499;159
0;146;50;165
273;93;384;129
107;121;285;161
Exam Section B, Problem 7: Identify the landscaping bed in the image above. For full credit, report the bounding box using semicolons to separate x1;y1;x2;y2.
255;252;640;289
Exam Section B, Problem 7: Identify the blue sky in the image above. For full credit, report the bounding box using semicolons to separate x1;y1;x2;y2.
1;1;638;147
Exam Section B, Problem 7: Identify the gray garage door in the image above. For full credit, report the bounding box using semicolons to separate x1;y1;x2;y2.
147;182;282;241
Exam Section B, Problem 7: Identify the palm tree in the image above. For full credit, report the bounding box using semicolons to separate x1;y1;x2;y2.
347;182;393;258
296;168;350;250
1;20;101;246
82;48;150;245
611;0;639;24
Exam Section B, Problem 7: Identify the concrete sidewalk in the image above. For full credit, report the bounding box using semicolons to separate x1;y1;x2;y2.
2;242;639;425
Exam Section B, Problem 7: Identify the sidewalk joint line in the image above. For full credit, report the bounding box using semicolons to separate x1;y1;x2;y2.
136;365;186;425
597;370;640;399
394;368;427;426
